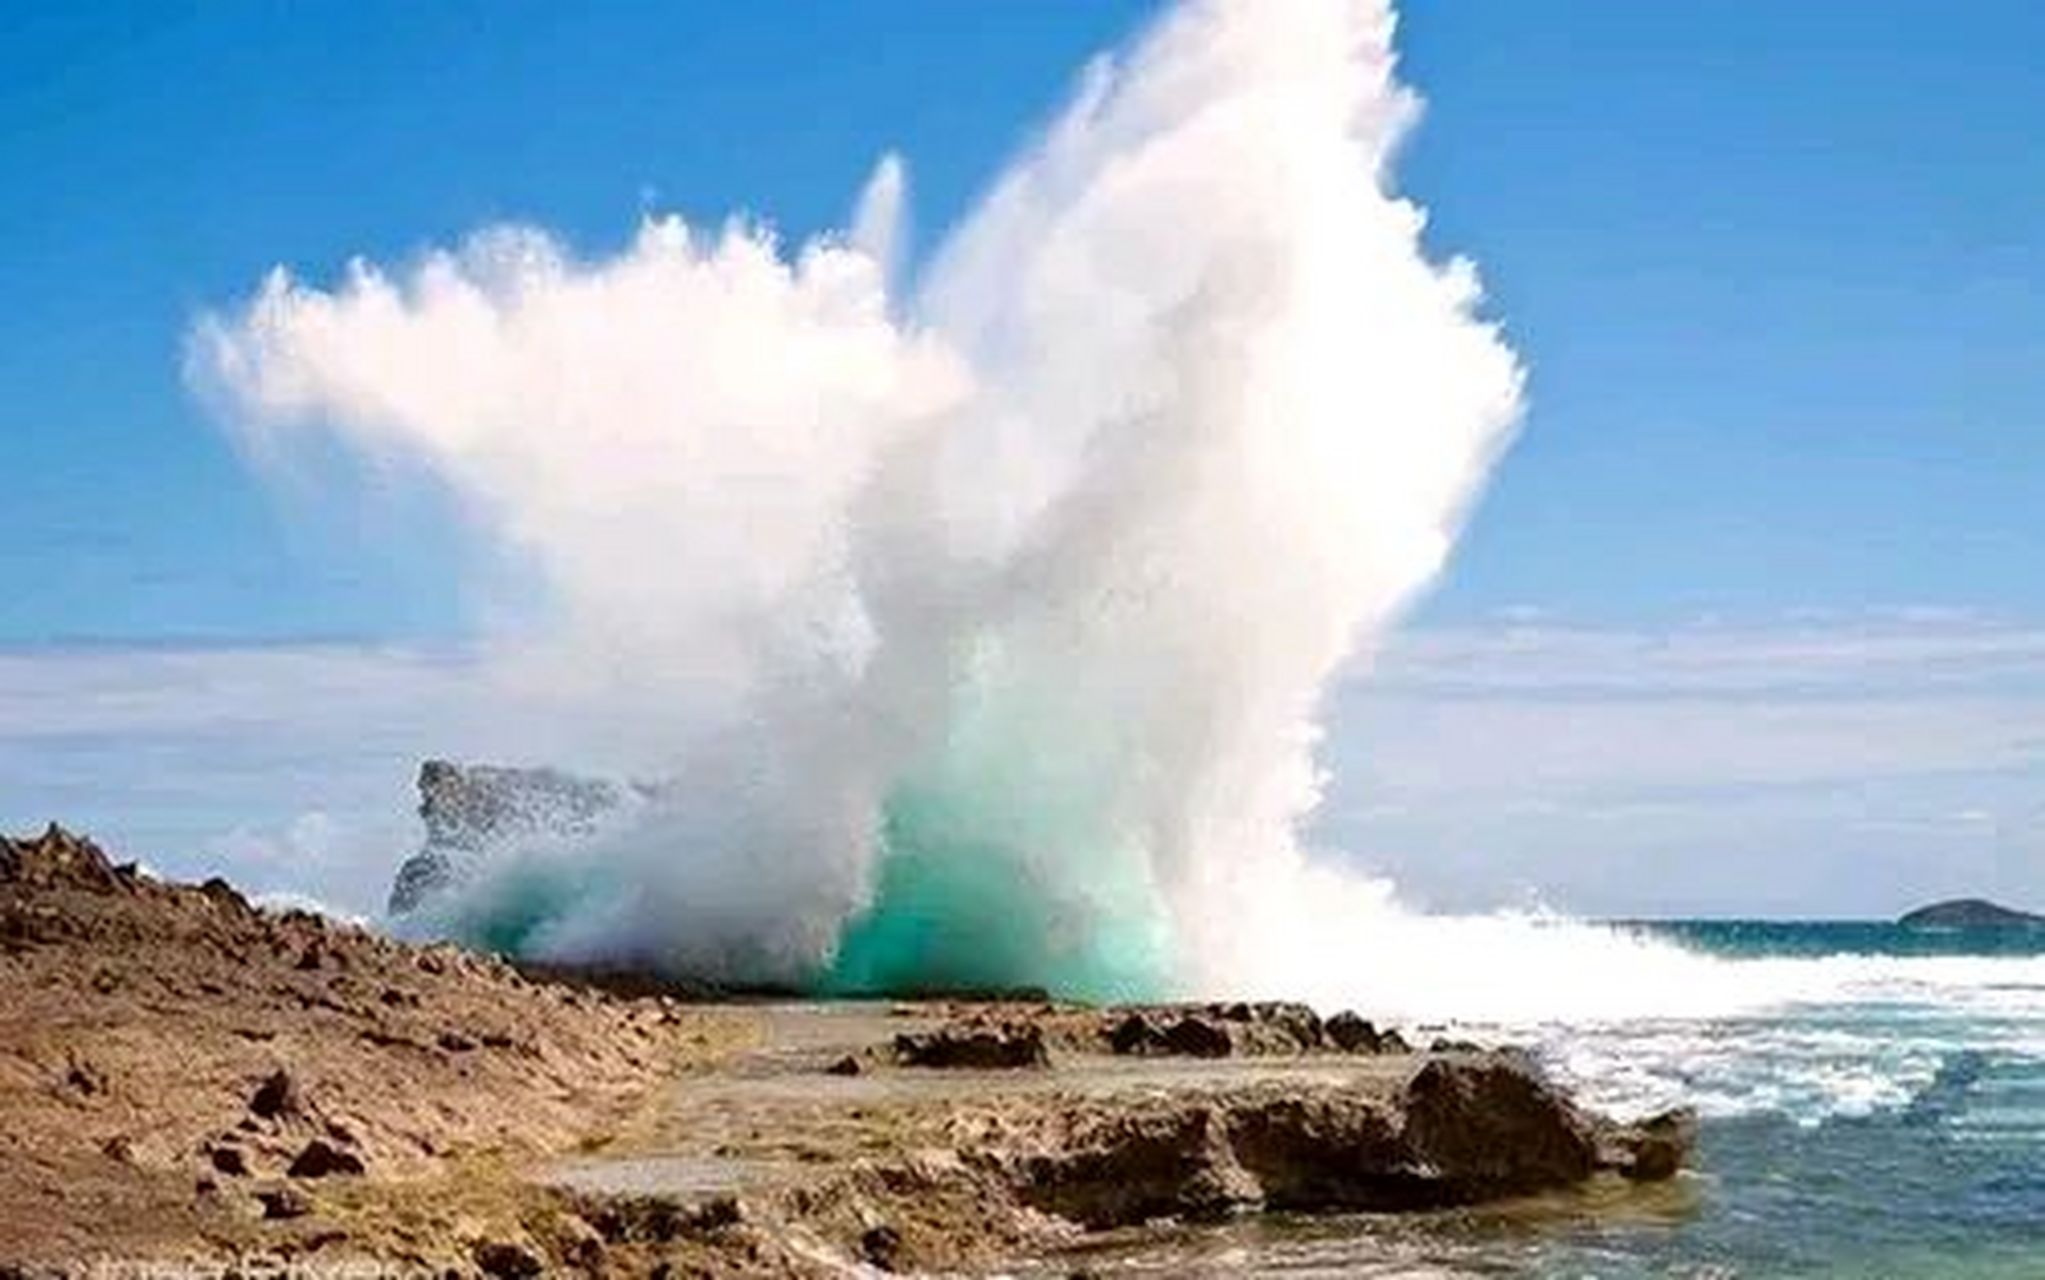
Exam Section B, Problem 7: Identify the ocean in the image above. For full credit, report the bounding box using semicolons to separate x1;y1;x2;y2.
1052;921;2045;1277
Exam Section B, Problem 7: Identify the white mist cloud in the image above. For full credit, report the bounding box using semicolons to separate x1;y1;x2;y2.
183;0;1526;993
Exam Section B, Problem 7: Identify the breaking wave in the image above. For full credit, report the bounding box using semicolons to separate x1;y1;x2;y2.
192;0;1534;1002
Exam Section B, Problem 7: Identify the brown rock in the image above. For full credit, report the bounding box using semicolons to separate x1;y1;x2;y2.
1003;1101;1261;1227
1236;1001;1324;1050
1398;1057;1599;1198
473;1240;543;1279
1324;1010;1380;1053
1102;1003;1326;1057
826;1054;863;1077
0;825;121;892
860;1223;904;1270
286;1138;365;1179
979;1055;1615;1228
552;1214;606;1269
695;1193;744;1229
1160;1015;1232;1059
1223;1090;1412;1209
1607;1106;1697;1182
256;1186;311;1220
60;1055;106;1099
249;1068;302;1119
895;1021;1048;1069
1106;1012;1158;1055
197;877;249;912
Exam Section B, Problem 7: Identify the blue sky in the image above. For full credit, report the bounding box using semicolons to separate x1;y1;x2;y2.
2;2;2041;914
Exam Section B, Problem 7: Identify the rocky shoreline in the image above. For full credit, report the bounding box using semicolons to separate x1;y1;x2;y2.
0;825;1692;1276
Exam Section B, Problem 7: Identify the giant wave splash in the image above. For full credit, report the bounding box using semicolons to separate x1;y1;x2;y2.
194;0;1531;1001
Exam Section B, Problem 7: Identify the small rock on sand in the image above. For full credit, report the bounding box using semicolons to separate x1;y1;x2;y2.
894;1022;1048;1069
473;1240;544;1279
286;1138;364;1179
256;1186;311;1220
248;1068;301;1119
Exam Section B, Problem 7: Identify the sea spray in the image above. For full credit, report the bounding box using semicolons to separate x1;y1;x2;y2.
190;0;1527;998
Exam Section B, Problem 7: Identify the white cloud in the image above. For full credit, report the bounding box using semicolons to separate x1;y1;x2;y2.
0;644;496;913
1359;610;2045;697
1322;613;2045;914
4;611;2042;920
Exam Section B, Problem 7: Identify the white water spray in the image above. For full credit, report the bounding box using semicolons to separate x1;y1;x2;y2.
192;0;1555;1000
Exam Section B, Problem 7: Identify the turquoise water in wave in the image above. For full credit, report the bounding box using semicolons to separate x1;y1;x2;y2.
1057;920;2045;1278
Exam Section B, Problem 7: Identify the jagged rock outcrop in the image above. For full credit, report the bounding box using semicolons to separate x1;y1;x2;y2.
388;760;631;915
904;1002;1407;1064
949;1052;1688;1228
1047;1001;1400;1059
894;1021;1049;1069
1101;1002;1327;1058
0;822;126;893
0;823;722;1267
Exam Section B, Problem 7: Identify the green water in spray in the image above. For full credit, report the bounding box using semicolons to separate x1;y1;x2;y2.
439;787;1174;999
828;642;1176;1000
824;783;1173;1000
430;637;1180;998
438;856;605;960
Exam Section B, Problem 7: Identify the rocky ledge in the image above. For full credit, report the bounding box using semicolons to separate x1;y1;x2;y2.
541;1002;1695;1273
0;824;734;1271
952;1053;1689;1227
1;826;1694;1276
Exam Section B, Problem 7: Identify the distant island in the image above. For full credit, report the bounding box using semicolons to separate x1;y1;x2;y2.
1898;898;2045;928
